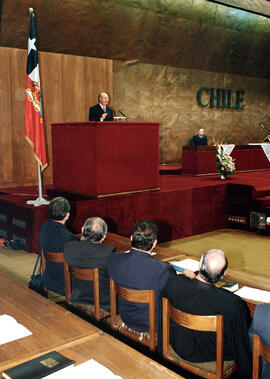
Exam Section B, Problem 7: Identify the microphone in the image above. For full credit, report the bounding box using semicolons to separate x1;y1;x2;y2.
119;110;127;121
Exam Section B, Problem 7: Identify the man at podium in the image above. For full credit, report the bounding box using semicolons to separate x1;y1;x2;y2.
190;128;208;146
89;92;114;122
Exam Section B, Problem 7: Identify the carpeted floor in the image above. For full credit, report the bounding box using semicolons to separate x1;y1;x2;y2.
0;248;36;286
161;229;270;279
0;247;64;301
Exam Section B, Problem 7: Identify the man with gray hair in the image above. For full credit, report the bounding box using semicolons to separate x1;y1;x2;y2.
64;217;115;311
89;92;114;121
162;249;252;378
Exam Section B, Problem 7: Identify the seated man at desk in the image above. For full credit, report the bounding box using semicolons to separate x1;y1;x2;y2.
64;217;115;311
190;128;208;146
162;249;252;379
108;220;175;334
40;197;78;295
89;92;113;122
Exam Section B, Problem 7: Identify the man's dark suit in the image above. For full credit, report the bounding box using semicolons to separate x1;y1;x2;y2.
89;103;113;121
64;239;115;311
39;220;78;295
249;304;270;379
108;247;174;332
190;135;208;146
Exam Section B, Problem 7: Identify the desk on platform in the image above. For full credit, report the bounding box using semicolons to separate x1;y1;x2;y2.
182;145;270;175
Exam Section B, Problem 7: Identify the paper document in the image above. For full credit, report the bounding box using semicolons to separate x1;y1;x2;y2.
170;258;199;272
47;359;122;378
0;314;32;345
234;286;270;303
72;359;122;378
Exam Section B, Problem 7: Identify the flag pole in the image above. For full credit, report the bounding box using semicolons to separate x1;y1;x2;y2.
26;163;49;206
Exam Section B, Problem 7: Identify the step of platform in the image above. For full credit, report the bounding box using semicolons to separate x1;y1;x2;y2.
253;196;270;207
159;164;182;175
252;189;270;199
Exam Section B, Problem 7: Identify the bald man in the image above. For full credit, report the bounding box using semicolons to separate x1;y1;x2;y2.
162;249;252;378
89;92;114;122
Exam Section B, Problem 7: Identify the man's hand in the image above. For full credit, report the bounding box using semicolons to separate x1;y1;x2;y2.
101;112;108;120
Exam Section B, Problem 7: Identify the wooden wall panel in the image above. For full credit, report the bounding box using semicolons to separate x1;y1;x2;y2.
0;47;113;187
39;51;63;184
0;48;13;183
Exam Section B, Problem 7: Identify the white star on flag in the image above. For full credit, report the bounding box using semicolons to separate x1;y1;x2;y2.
28;37;36;54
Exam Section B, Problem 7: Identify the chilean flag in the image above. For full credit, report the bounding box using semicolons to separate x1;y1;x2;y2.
25;9;47;171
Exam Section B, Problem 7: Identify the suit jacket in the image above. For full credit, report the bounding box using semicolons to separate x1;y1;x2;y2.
249;304;270;379
39;220;78;295
64;239;115;311
108;247;174;332
190;135;208;146
89;103;113;121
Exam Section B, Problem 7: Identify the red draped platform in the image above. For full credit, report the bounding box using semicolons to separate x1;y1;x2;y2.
1;171;270;253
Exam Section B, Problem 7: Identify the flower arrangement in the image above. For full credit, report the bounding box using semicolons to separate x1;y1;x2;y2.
215;143;235;178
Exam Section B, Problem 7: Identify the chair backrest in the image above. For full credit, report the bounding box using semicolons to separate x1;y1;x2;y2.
252;333;270;379
64;262;101;321
162;297;224;378
41;250;65;273
110;277;156;351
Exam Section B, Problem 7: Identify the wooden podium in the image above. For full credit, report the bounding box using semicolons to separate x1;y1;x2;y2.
51;122;160;197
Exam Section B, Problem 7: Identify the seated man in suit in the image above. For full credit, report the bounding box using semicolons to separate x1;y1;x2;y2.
108;220;175;334
89;92;114;122
249;304;270;379
162;249;252;379
64;217;115;311
40;197;78;295
190;128;208;146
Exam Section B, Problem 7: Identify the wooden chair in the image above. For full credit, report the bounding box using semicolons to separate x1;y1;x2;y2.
252;333;270;379
41;250;65;272
162;298;237;379
41;250;65;296
64;262;109;321
110;277;157;352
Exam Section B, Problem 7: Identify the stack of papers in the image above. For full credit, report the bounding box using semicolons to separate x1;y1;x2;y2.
234;286;270;302
170;258;199;272
0;314;32;345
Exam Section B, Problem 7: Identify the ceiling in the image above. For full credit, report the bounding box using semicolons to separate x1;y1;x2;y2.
1;0;270;78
